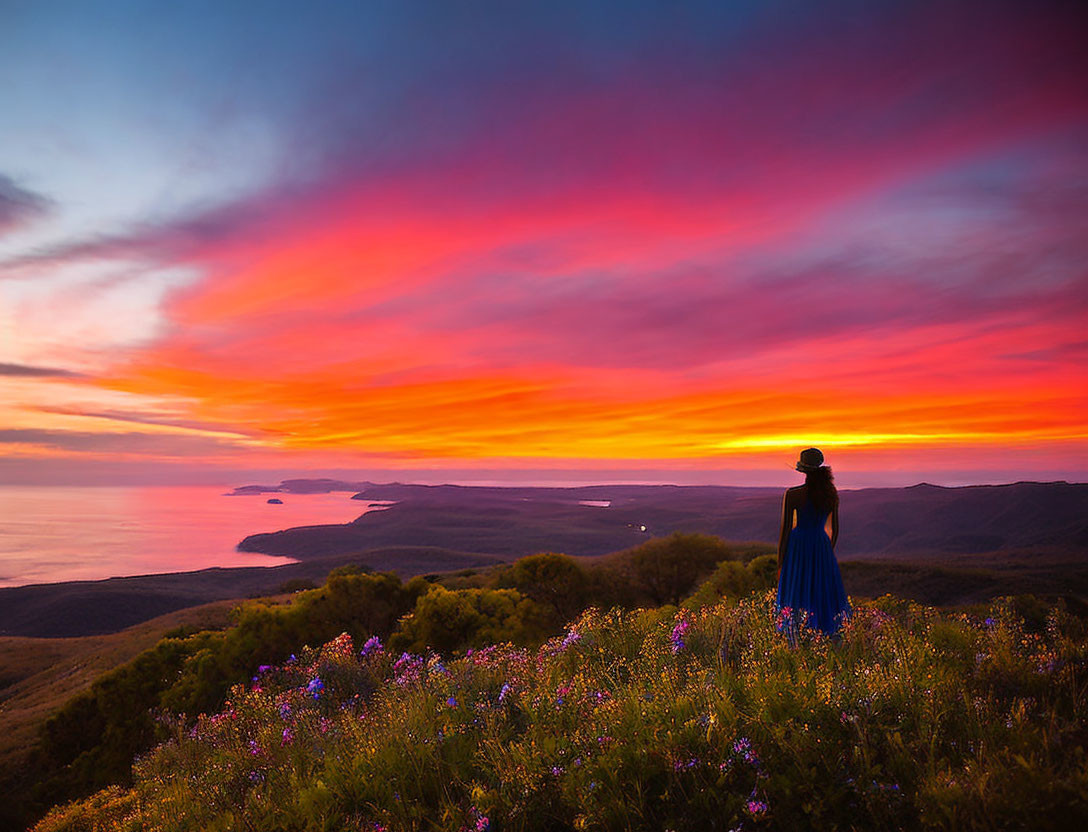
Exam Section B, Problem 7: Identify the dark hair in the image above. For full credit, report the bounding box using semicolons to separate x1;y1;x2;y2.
805;466;838;512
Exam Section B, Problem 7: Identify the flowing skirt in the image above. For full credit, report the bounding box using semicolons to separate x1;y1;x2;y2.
776;523;850;637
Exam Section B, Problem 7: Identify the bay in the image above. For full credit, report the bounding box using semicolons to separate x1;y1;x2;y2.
0;485;382;587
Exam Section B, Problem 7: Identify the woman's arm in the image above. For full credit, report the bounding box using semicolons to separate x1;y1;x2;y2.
830;503;839;549
777;490;792;572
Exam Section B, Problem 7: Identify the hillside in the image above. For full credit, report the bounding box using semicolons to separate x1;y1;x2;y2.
8;531;1088;831
0;601;241;832
1;537;770;830
33;592;1088;831
0;601;239;775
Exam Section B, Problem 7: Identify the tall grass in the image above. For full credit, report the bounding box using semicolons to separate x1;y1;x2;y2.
35;591;1088;831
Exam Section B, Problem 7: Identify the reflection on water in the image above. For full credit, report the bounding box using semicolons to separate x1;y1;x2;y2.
0;485;381;588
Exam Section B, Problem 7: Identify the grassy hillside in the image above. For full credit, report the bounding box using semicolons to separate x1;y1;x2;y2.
12;529;1088;830
3;535;767;830
34;591;1088;831
0;600;241;770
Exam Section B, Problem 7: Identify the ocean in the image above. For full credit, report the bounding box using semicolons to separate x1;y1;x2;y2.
0;485;382;588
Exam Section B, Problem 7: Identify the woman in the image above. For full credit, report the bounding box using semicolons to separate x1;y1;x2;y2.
776;447;850;637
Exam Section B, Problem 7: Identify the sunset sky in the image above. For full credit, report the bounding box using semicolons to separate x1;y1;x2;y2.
1;0;1086;487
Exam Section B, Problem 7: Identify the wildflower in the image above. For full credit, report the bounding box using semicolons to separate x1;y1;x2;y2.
746;799;768;817
551;765;565;776
257;664;273;674
248;739;261;756
447;695;458;708
279;702;292;720
360;635;383;657
307;677;325;699
281;727;293;745
733;737;751;754
560;629;581;651
984;617;995;627
670;617;691;653
394;652;425;686
248;769;264;784
498;683;511;703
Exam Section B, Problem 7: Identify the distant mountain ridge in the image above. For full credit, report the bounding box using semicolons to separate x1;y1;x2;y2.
238;480;1088;560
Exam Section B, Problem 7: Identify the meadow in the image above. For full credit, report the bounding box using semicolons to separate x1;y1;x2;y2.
32;565;1088;830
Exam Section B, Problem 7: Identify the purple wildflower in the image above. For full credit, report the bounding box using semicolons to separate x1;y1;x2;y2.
447;695;458;708
670;617;691;653
281;727;293;745
307;677;325;699
394;652;425;686
746;799;768;817
498;683;511;703
360;635;383;657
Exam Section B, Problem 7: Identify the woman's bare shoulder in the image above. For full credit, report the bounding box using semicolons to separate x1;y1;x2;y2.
784;485;806;502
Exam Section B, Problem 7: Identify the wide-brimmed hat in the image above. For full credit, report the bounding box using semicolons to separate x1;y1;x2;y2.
795;447;825;472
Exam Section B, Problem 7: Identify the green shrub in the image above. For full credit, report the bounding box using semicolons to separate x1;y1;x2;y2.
684;553;778;609
495;552;590;626
390;585;553;653
600;532;754;606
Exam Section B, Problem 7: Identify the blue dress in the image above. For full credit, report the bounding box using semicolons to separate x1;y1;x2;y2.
776;498;850;637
